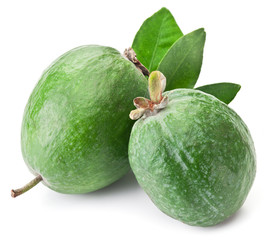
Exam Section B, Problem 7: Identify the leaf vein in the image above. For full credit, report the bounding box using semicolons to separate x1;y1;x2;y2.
165;32;204;88
148;14;167;71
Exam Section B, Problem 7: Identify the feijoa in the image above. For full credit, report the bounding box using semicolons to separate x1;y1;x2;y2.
12;45;148;197
129;71;256;226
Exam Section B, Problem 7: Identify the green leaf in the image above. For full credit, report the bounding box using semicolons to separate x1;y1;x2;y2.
195;82;241;104
132;7;183;72
157;28;206;91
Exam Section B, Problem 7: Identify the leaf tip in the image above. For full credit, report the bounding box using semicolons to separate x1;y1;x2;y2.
194;28;206;38
159;7;170;13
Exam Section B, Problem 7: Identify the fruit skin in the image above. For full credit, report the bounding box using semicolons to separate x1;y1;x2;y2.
129;89;256;226
21;45;148;194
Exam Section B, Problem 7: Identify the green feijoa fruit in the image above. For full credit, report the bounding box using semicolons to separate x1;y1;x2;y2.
12;45;148;197
128;71;256;227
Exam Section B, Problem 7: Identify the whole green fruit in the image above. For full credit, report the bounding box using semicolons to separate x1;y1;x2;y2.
129;81;256;226
15;45;148;196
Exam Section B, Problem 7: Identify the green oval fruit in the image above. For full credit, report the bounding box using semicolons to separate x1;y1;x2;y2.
20;45;148;194
129;88;256;226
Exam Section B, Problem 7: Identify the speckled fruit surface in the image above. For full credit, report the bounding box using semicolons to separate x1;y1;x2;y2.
129;89;256;226
21;45;148;194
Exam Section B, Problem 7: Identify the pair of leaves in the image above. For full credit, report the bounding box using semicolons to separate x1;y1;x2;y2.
132;7;183;73
132;7;240;104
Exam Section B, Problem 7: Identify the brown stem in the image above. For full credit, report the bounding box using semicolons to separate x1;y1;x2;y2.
124;47;150;76
11;175;43;198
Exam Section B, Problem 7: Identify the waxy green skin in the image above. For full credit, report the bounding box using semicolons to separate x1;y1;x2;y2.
129;89;256;226
21;45;148;194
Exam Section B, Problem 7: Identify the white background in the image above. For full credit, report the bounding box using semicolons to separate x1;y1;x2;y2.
1;0;272;239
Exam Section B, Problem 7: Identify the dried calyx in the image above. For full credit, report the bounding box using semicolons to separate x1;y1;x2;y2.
130;71;168;120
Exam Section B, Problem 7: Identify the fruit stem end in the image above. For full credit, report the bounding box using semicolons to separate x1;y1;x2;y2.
11;175;43;198
129;71;168;120
124;48;150;76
